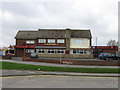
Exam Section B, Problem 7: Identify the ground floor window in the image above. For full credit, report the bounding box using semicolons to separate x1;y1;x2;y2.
38;49;45;54
36;49;65;54
71;49;90;54
57;49;65;54
47;49;55;54
26;49;34;53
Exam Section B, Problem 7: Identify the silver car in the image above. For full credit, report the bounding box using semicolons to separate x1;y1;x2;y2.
30;53;38;58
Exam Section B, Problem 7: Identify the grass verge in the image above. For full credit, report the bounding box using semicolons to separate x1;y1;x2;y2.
0;61;120;73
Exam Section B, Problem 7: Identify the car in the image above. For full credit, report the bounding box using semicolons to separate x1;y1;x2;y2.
105;54;120;60
99;53;110;60
99;53;120;60
30;52;38;58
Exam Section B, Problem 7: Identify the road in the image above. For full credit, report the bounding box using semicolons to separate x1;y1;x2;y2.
1;75;119;88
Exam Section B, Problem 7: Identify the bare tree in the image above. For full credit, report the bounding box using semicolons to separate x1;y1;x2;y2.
107;39;118;46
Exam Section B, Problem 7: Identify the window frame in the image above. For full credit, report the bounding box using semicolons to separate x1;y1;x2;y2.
57;39;65;43
47;39;55;43
72;49;88;54
74;40;84;44
57;49;65;54
26;49;34;53
47;49;55;54
26;41;35;44
38;49;45;54
38;39;46;43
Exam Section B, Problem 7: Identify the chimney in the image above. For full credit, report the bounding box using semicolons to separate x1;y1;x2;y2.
65;28;71;54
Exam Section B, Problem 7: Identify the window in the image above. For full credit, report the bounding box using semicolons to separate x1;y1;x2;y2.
72;49;88;54
73;50;77;54
48;39;55;43
38;49;45;54
57;49;65;54
38;39;46;43
26;41;35;44
47;49;55;54
26;49;34;53
74;40;83;44
57;39;65;43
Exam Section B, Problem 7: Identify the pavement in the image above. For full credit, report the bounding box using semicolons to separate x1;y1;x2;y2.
0;59;120;77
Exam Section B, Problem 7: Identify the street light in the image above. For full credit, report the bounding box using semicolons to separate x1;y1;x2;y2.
95;37;97;46
93;36;98;46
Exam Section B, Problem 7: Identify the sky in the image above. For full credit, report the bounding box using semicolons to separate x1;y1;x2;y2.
0;0;119;47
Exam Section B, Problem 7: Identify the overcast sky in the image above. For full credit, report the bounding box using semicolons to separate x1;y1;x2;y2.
0;0;119;47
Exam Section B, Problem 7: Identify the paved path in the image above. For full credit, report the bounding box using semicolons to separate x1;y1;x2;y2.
1;59;119;68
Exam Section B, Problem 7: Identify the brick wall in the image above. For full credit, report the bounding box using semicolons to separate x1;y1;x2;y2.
38;54;93;59
25;58;119;66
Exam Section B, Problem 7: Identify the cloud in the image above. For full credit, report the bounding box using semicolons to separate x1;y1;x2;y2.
1;0;119;47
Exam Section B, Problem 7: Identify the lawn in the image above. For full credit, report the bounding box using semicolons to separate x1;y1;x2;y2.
0;61;120;73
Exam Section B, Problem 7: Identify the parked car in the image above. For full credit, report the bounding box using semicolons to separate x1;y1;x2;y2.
99;53;120;60
30;53;38;58
99;53;110;60
105;54;120;60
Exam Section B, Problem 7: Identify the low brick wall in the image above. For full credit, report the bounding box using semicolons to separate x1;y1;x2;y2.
38;54;93;59
2;55;14;59
24;58;119;66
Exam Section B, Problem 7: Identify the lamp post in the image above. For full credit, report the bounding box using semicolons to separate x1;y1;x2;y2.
93;36;97;46
95;37;97;46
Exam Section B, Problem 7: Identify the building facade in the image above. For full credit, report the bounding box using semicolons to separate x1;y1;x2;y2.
14;28;93;58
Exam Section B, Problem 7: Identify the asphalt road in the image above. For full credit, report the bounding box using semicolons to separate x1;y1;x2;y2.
1;75;119;88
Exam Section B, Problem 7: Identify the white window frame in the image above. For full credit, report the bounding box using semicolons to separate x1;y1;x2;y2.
57;49;65;54
26;49;34;53
57;39;65;43
72;49;88;54
38;49;45;54
47;49;55;54
38;39;46;43
26;41;35;44
48;39;55;43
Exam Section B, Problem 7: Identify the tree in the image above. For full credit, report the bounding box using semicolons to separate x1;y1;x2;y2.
107;39;119;46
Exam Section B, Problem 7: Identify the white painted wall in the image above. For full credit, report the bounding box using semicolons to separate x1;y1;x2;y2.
70;38;90;48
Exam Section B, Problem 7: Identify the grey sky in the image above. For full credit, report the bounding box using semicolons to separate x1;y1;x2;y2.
0;0;119;47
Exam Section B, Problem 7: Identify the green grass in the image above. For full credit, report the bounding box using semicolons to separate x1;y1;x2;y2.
0;61;120;73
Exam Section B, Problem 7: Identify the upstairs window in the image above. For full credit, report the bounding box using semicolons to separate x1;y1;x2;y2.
48;39;55;43
26;41;35;44
57;39;65;43
74;40;83;44
38;39;46;43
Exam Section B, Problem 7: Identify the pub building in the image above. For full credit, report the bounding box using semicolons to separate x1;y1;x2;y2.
14;28;93;59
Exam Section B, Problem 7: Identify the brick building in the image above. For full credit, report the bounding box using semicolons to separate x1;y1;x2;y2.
14;28;93;58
